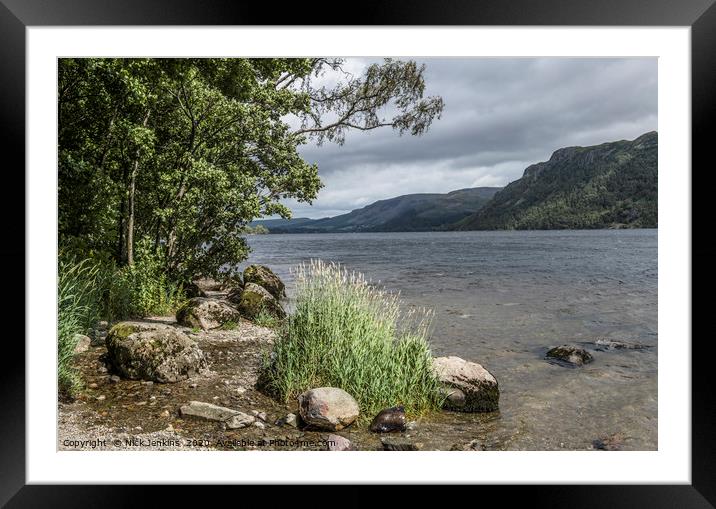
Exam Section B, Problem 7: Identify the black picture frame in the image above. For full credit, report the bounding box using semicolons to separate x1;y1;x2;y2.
3;0;713;505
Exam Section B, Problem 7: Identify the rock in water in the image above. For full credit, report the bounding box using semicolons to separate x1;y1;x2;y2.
175;297;241;330
546;345;594;366
594;339;647;351
433;356;499;412
370;406;406;433
243;264;286;299
238;283;286;320
326;434;355;451
297;387;360;431
106;322;207;383
180;401;255;429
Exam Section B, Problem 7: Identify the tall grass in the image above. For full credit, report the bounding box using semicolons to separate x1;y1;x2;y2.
103;256;185;320
58;249;186;396
259;260;443;419
58;258;102;396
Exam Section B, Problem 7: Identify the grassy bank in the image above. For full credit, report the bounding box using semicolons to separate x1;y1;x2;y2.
58;252;186;397
259;260;443;419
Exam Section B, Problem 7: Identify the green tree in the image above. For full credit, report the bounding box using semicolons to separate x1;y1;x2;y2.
58;58;444;281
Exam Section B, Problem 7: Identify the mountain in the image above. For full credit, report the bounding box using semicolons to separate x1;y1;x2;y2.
253;187;502;233
455;132;658;230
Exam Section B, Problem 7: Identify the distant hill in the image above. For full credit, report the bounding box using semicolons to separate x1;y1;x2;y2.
252;187;502;233
454;132;657;230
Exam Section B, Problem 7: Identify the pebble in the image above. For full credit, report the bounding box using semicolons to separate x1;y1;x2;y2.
136;401;147;406
109;375;120;384
189;383;198;389
253;421;266;429
88;383;99;389
236;387;246;394
98;366;108;374
96;395;106;401
160;410;170;418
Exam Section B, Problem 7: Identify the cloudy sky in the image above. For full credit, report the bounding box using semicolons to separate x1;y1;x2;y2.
284;58;657;219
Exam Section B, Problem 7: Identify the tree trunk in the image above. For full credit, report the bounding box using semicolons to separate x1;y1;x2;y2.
126;109;151;266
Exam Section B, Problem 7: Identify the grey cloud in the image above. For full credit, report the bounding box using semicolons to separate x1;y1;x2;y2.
283;57;657;218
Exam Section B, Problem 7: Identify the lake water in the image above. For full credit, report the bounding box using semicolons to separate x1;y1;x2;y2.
242;229;658;450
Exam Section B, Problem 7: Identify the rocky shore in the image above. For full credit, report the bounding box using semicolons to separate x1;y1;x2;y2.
59;264;642;451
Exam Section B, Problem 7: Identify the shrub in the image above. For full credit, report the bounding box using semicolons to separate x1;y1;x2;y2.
103;239;186;320
58;257;102;396
259;260;443;419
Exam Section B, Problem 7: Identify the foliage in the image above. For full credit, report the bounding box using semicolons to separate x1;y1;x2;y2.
58;258;102;396
219;320;239;331
259;260;443;419
103;240;186;320
456;132;658;230
252;309;281;328
58;58;443;281
242;224;270;234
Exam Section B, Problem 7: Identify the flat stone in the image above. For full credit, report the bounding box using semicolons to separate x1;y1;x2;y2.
180;400;255;429
381;437;420;451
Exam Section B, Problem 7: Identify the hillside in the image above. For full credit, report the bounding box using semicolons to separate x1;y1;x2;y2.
256;187;502;233
455;132;658;230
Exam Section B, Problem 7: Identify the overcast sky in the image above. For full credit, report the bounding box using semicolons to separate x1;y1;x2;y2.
283;57;657;219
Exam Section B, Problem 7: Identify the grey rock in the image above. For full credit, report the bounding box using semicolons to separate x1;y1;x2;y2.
546;345;594;366
243;264;286;299
109;375;121;384
381;437;420;451
175;297;241;330
297;387;359;431
180;400;255;429
433;356;500;412
238;283;286;320
594;339;647;350
106;322;208;383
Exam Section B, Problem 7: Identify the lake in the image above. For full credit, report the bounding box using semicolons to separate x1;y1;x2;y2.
241;229;658;450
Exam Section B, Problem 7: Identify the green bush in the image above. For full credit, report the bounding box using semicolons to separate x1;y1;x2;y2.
259;260;443;419
103;239;186;320
58;257;102;396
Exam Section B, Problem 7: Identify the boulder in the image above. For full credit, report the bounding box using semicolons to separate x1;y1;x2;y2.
175;297;241;330
237;283;285;320
179;400;255;429
546;345;594;366
73;334;91;354
297;387;360;431
433;356;499;412
243;264;285;299
326;434;356;451
105;322;207;383
370;406;406;433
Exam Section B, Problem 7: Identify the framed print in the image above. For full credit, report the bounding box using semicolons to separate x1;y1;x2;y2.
3;0;714;504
